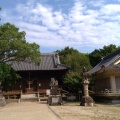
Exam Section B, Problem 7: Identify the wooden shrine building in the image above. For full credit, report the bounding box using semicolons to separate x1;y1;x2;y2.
88;49;120;103
7;53;69;95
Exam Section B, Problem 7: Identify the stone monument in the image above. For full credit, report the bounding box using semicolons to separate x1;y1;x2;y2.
48;78;62;105
0;82;6;106
80;67;94;106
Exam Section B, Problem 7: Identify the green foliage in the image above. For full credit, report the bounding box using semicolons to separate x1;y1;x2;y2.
89;44;120;67
0;62;20;91
0;23;41;64
0;23;41;90
58;45;120;93
63;72;83;93
57;47;92;93
89;49;102;67
57;47;79;64
58;47;91;73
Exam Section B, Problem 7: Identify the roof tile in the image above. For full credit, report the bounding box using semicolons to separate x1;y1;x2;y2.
88;49;120;74
7;53;69;71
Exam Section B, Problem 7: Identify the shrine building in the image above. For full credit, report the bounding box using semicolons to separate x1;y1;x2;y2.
7;52;69;95
88;49;120;103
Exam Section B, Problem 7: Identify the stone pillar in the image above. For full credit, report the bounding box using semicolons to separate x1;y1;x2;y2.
80;67;94;106
83;80;89;96
0;83;6;106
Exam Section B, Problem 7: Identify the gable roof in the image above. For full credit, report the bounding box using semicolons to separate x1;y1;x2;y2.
88;49;120;75
7;53;69;71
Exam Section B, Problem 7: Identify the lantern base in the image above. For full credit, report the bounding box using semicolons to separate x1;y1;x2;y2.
80;96;94;106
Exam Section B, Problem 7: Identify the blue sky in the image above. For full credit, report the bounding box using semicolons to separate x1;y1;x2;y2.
0;0;120;53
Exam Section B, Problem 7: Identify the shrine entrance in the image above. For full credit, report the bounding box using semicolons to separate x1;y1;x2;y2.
20;72;38;94
24;80;34;93
19;71;51;94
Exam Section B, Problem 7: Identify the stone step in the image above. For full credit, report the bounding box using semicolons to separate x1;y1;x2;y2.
40;96;48;101
21;94;48;102
21;94;37;99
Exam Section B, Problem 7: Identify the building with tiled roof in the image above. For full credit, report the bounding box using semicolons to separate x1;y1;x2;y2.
7;53;69;94
88;49;120;103
8;53;69;71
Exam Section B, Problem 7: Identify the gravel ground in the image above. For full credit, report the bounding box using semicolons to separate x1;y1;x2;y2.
50;102;120;120
0;100;59;120
0;101;120;120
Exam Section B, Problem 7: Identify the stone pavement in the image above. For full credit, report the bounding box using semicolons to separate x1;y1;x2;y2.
0;101;59;120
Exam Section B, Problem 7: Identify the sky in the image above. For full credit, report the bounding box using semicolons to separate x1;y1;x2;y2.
0;0;120;53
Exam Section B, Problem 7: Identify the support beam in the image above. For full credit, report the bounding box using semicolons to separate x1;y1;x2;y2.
110;76;116;91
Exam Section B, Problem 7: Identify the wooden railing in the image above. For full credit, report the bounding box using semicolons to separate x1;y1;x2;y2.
94;89;120;97
95;89;120;94
2;91;22;102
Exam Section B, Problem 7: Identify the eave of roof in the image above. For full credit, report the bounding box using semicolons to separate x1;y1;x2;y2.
107;64;120;69
88;49;120;75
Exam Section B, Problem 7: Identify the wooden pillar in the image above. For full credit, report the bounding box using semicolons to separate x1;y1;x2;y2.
110;76;116;91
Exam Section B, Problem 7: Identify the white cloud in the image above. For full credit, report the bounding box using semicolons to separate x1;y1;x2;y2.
1;0;120;53
18;22;48;32
89;0;105;7
29;3;64;30
69;2;86;23
100;4;120;15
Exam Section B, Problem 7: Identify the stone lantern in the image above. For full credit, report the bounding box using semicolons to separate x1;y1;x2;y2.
80;67;94;106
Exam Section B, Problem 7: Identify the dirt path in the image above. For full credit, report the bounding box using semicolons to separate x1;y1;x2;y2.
50;103;120;120
0;101;59;120
0;101;120;120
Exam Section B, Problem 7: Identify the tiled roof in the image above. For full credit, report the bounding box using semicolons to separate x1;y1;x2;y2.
88;49;120;75
7;53;69;71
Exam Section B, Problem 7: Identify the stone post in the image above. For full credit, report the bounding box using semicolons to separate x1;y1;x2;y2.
83;79;89;96
0;82;6;106
80;67;94;106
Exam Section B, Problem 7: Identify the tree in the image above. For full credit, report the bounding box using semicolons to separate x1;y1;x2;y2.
89;49;102;67
89;44;120;67
0;23;40;63
57;47;91;94
0;23;41;91
0;62;20;91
